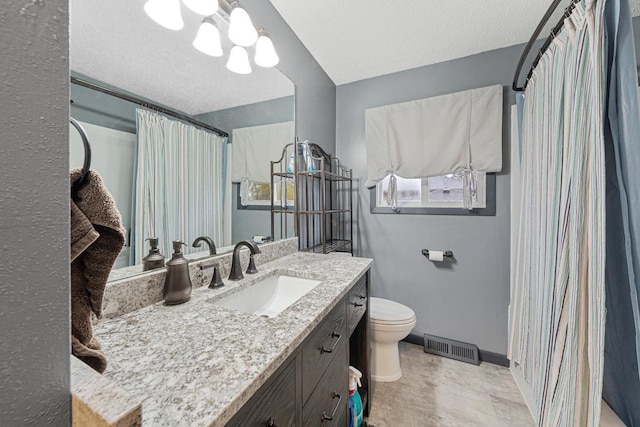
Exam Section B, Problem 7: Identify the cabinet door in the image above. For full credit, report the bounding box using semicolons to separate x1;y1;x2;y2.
301;300;347;403
302;341;348;427
346;275;368;335
226;360;296;427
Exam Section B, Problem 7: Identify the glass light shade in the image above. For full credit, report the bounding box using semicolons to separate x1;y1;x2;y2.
254;34;279;67
228;5;258;46
193;20;223;56
182;0;218;16
226;45;252;74
144;0;184;31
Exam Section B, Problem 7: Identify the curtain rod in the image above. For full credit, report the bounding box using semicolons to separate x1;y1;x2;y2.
512;0;582;92
70;76;229;138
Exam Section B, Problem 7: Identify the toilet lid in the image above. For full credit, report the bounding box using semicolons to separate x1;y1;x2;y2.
370;297;416;324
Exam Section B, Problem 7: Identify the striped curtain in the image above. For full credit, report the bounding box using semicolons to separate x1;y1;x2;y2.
132;109;228;264
508;0;607;425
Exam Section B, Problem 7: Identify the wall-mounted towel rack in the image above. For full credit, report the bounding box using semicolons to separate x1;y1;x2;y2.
70;117;92;201
512;0;582;92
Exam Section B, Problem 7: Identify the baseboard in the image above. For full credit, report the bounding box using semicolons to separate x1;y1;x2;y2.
402;334;510;367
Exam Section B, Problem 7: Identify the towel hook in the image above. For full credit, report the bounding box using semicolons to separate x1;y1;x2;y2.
70;117;92;201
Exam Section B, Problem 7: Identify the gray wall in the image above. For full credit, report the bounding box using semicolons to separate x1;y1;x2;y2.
197;96;295;243
197;95;294;135
336;46;522;355
0;0;71;425
243;0;337;155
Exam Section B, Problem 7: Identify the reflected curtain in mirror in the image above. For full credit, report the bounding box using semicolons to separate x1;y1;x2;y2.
132;109;229;264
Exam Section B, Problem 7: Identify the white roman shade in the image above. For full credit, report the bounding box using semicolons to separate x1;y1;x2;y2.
364;85;503;187
231;121;294;183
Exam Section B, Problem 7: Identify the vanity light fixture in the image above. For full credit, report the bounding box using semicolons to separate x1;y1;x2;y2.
193;17;223;57
182;0;219;16
227;1;258;47
144;0;278;74
144;0;184;31
254;31;279;68
226;45;252;74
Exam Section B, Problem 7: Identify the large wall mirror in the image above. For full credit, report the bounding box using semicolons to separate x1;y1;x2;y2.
69;0;295;281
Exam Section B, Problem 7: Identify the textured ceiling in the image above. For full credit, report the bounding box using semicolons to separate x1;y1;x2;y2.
71;0;640;109
270;0;640;85
70;0;294;115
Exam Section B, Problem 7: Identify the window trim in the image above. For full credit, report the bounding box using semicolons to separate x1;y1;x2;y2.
370;174;496;216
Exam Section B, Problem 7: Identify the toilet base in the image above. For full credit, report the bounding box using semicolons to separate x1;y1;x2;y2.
371;341;403;382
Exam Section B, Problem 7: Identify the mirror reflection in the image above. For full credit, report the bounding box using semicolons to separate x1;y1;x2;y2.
69;0;295;281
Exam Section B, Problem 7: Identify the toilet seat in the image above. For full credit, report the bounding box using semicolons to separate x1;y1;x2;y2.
370;297;416;325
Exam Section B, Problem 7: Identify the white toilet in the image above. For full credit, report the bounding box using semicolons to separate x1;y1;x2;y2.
370;297;417;382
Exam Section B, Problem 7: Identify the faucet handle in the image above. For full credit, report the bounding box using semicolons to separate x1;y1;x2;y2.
209;265;225;289
246;254;258;274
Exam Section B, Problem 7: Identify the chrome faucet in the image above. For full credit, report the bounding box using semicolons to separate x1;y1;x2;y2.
228;240;261;281
192;236;217;255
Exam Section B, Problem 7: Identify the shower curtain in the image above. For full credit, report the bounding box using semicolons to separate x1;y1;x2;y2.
510;0;640;424
132;109;228;264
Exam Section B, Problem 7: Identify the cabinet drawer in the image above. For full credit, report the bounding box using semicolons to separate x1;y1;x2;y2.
226;360;296;427
346;275;367;335
301;300;347;404
302;340;348;426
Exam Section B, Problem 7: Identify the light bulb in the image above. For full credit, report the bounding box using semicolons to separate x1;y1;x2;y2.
226;45;252;74
182;0;218;16
228;4;258;47
254;33;279;67
193;18;222;57
144;0;184;31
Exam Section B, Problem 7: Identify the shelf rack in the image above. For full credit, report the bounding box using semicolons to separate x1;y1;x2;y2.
271;140;353;254
270;143;297;241
295;141;353;254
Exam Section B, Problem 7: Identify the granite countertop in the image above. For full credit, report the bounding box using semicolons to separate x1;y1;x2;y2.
94;252;372;426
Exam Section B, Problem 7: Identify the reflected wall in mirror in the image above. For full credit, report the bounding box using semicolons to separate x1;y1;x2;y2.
69;0;295;282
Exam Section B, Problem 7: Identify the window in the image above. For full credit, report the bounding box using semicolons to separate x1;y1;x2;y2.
237;180;295;210
371;172;495;215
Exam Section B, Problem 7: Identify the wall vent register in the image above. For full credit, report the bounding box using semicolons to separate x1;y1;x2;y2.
424;334;479;366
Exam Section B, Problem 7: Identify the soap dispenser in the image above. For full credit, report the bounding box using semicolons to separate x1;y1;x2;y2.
163;241;192;305
142;237;165;271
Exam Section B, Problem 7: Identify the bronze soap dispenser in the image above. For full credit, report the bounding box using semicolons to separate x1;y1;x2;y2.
163;241;192;305
142;237;165;271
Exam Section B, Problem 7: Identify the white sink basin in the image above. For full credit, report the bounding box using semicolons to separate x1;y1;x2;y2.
214;274;322;318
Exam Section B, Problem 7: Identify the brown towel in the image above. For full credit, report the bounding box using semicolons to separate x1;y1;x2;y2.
70;169;125;373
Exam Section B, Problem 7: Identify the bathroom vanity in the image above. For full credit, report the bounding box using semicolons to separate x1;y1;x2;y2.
227;270;370;426
86;248;372;426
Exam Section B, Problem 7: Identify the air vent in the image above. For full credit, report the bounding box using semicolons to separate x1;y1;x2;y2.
424;334;479;365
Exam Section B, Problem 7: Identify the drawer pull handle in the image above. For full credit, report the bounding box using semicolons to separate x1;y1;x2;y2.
353;301;365;307
266;417;277;427
321;392;342;421
358;295;366;300
320;332;341;354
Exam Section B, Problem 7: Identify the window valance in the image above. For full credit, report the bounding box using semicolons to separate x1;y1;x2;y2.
231;121;294;183
365;85;503;188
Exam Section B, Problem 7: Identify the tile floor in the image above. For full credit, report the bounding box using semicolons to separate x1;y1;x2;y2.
366;342;534;427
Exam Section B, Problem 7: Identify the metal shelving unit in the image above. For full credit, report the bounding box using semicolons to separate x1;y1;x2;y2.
270;143;297;241
270;140;353;254
295;141;353;254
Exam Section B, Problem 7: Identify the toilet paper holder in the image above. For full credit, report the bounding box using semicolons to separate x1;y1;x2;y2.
421;249;454;259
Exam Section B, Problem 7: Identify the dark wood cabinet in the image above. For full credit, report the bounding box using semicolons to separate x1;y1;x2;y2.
346;275;367;335
226;270;370;427
302;300;347;403
302;342;347;426
227;360;297;427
